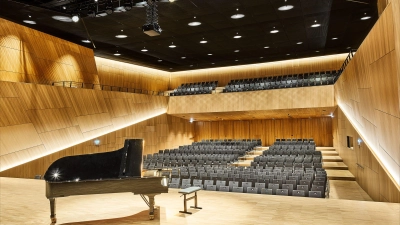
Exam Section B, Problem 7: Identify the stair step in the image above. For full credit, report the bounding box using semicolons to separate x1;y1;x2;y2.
316;147;336;151
321;151;339;156
326;169;356;181
323;162;348;170
322;156;343;162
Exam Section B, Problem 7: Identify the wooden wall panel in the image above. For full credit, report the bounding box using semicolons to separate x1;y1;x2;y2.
0;114;194;179
95;57;170;92
334;2;400;202
0;18;99;84
194;117;332;147
168;86;334;115
0;81;168;172
170;54;346;88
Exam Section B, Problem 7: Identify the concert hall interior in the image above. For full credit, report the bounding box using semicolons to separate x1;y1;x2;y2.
0;0;399;224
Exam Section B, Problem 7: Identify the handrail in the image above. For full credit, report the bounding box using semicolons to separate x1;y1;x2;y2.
339;49;357;74
51;81;165;96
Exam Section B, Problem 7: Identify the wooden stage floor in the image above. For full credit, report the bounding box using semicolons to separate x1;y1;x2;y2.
0;177;399;225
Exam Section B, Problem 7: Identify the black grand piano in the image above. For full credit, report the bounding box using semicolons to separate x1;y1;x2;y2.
44;139;168;223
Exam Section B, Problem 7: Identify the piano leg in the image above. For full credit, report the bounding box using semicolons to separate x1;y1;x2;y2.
49;198;57;223
147;194;156;220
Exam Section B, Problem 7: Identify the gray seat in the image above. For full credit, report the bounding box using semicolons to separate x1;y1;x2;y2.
232;186;244;193
241;182;252;193
282;183;294;196
228;181;239;192
181;184;192;188
247;187;258;194
204;180;214;189
293;190;306;197
169;183;180;188
216;180;226;191
309;190;322;198
255;183;266;194
276;189;289;196
182;178;191;186
218;186;230;192
206;184;217;191
268;183;280;195
297;185;309;196
261;188;273;195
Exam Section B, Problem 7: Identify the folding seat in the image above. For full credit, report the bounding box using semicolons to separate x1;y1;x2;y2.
268;183;280;195
232;186;244;193
311;185;325;198
216;180;226;191
228;181;240;192
300;180;312;190
276;189;289;196
241;182;253;193
193;179;203;189
169;183;180;188
297;185;309;196
315;176;326;182
219;186;230;192
286;179;297;188
255;183;266;194
247;187;258;194
282;184;293;196
292;190;305;197
206;185;217;191
261;188;273;195
308;191;322;198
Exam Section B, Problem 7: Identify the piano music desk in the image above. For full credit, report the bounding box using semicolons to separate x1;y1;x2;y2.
178;187;202;214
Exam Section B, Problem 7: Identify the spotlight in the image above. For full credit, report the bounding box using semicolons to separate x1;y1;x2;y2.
190;118;194;123
124;0;133;11
71;14;79;22
94;139;100;145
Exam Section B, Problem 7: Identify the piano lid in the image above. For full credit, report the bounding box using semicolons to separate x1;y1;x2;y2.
44;139;143;182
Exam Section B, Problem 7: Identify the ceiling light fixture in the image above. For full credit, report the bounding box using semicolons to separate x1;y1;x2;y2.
208;53;213;55
169;42;176;48
332;37;338;40
264;46;270;48
234;50;240;52
297;42;303;44
141;47;148;52
115;34;127;38
158;59;162;62
114;51;121;56
200;38;207;44
52;15;73;22
270;27;279;33
233;32;241;38
28;15;31;18
231;8;245;19
23;20;36;24
235;59;239;61
71;14;79;22
181;56;186;59
188;16;201;26
278;0;294;11
82;40;91;43
361;13;371;20
315;50;319;52
311;20;321;27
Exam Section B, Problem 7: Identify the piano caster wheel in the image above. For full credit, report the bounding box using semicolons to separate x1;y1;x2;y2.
51;217;57;223
149;215;154;220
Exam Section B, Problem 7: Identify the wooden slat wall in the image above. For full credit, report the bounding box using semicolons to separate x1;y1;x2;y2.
168;85;334;114
333;108;399;203
0;18;99;84
95;57;170;92
0;81;168;172
195;117;333;147
170;54;346;88
334;2;400;202
0;114;194;179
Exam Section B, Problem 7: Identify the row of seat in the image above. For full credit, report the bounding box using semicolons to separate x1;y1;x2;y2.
170;81;218;96
223;72;340;93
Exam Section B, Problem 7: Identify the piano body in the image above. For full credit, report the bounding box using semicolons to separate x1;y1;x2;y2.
44;139;168;223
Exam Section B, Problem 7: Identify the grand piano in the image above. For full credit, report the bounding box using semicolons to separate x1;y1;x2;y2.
44;139;168;223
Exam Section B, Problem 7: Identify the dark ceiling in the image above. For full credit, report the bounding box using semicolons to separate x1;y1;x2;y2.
0;0;378;72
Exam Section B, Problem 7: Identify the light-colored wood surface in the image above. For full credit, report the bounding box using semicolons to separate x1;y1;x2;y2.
168;85;335;115
334;2;400;203
0;81;169;172
170;54;346;88
326;170;356;181
95;57;170;92
323;162;349;170
194;118;333;147
1;177;399;225
329;180;373;201
323;156;343;162
0;18;99;84
321;151;339;156
0;114;194;179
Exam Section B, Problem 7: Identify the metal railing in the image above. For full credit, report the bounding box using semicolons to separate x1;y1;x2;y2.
51;81;165;96
339;49;357;73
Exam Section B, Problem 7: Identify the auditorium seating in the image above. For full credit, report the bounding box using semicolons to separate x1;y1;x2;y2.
164;138;328;199
170;81;218;96
222;71;339;93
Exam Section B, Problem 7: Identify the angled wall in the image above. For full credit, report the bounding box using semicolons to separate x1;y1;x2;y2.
0;81;168;172
334;1;400;194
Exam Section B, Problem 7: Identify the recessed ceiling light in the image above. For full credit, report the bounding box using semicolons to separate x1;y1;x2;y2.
141;48;148;52
169;68;173;70
63;6;66;10
158;59;162;62
211;63;215;64
23;20;36;24
200;39;207;44
115;35;128;38
332;37;338;40
231;14;245;19
297;42;303;44
114;51;121;56
361;16;371;20
278;5;294;11
315;50;319;52
208;53;213;55
264;46;270;48
28;15;31;18
260;57;264;59
52;15;73;22
188;21;201;26
71;15;79;22
233;33;242;38
181;56;186;59
190;65;193;67
234;50;240;52
169;42;176;48
287;53;290;55
235;59;239;61
270;28;279;33
81;40;91;43
311;20;320;27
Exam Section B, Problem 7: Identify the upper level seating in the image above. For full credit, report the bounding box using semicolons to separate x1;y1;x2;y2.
223;71;339;93
143;139;260;169
170;81;218;96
